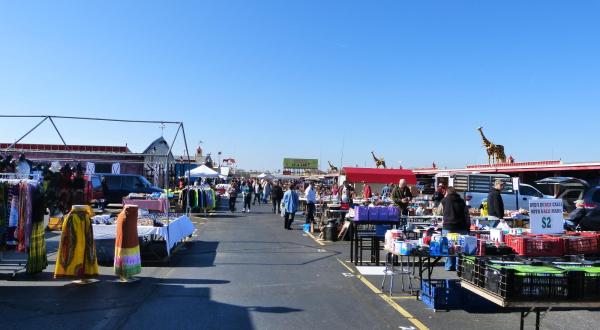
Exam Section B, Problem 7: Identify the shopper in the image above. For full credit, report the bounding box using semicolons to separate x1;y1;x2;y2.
565;200;586;230
263;181;272;204
363;182;372;200
253;180;262;205
441;187;470;271
392;179;413;216
227;182;238;212
241;180;252;213
487;180;505;223
271;181;284;214
304;181;317;225
433;183;446;206
283;183;299;230
381;184;390;198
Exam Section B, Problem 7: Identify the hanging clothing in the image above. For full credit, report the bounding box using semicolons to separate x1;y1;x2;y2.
0;183;8;248
17;182;33;253
27;186;48;274
114;205;141;278
54;206;99;279
27;221;47;274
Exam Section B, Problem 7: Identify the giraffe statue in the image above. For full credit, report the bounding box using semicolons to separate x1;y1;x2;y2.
371;151;387;169
476;127;506;164
327;160;339;173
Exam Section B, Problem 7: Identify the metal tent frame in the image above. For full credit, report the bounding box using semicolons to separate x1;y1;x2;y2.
0;114;194;261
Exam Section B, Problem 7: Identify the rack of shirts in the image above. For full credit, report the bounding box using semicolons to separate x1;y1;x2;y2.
0;173;47;275
179;186;216;211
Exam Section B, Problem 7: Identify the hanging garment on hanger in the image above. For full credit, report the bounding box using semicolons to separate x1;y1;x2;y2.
27;185;47;274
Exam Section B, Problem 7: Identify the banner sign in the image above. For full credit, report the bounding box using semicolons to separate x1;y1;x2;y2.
283;158;318;169
529;199;563;234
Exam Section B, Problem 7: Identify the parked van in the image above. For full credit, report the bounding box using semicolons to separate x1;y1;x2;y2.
90;174;163;204
434;173;546;211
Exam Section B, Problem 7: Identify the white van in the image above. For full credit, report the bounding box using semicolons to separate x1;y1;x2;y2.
434;173;545;211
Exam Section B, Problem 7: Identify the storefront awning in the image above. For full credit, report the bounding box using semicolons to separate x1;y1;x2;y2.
342;167;417;185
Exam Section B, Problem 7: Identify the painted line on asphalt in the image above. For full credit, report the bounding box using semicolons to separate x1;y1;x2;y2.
357;274;383;294
380;294;429;330
337;259;428;330
305;231;325;246
336;258;355;274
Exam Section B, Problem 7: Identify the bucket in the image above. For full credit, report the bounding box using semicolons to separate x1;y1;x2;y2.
303;224;311;233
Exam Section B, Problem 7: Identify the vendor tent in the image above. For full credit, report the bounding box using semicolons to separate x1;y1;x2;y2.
257;173;274;180
342;167;417;185
187;164;220;178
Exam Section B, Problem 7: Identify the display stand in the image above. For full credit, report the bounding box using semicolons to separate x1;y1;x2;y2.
349;218;401;265
0;173;42;278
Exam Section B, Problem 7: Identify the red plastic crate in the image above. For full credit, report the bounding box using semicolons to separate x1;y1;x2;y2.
563;236;600;255
505;234;564;257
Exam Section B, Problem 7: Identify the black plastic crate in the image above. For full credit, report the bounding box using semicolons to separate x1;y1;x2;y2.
484;265;577;301
458;255;478;284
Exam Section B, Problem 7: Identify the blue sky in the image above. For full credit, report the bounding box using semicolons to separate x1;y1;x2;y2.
1;1;599;171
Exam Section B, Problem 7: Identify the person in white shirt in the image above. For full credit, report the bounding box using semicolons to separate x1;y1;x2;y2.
305;182;317;225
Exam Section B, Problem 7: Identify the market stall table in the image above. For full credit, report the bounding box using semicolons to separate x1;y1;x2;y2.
122;198;169;213
93;215;195;257
350;218;401;265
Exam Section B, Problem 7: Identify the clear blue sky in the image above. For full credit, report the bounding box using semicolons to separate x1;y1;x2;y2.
1;1;599;171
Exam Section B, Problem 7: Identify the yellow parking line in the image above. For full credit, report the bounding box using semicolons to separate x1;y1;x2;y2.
336;258;355;274
306;231;325;246
338;259;428;330
380;294;429;330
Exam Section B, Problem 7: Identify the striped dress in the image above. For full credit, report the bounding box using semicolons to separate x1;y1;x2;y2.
114;205;142;278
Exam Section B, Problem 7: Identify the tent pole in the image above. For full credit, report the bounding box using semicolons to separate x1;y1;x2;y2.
48;116;70;150
5;116;49;152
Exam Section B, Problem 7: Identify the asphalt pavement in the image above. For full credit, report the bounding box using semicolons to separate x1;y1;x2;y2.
1;199;600;330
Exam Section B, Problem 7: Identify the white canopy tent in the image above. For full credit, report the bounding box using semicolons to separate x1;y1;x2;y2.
257;172;274;180
186;164;220;178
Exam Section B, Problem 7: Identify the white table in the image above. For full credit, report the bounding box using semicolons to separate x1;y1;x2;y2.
93;215;195;256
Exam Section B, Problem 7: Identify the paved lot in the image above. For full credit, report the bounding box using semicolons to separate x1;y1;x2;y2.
1;200;599;329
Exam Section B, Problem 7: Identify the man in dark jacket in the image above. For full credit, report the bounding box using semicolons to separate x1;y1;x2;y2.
391;179;413;216
487;180;505;220
441;187;470;271
564;200;587;230
271;181;284;214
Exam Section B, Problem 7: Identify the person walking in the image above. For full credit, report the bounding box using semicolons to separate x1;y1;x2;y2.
263;181;272;204
271;181;284;214
441;187;470;271
241;180;252;213
283;183;299;230
304;181;317;225
227;182;238;212
391;179;413;216
253;180;262;205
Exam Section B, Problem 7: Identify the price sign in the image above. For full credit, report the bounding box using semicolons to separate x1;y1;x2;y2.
529;199;563;234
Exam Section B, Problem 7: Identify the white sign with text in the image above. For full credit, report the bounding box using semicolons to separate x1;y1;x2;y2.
529;199;563;234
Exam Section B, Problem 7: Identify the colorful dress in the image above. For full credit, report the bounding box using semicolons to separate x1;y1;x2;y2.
114;205;141;278
27;186;48;274
54;206;99;279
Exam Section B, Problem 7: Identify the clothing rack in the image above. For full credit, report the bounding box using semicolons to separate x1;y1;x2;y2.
0;175;42;277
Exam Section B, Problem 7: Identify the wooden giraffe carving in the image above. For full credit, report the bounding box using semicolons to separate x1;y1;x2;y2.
371;151;387;169
327;161;338;173
477;126;506;164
